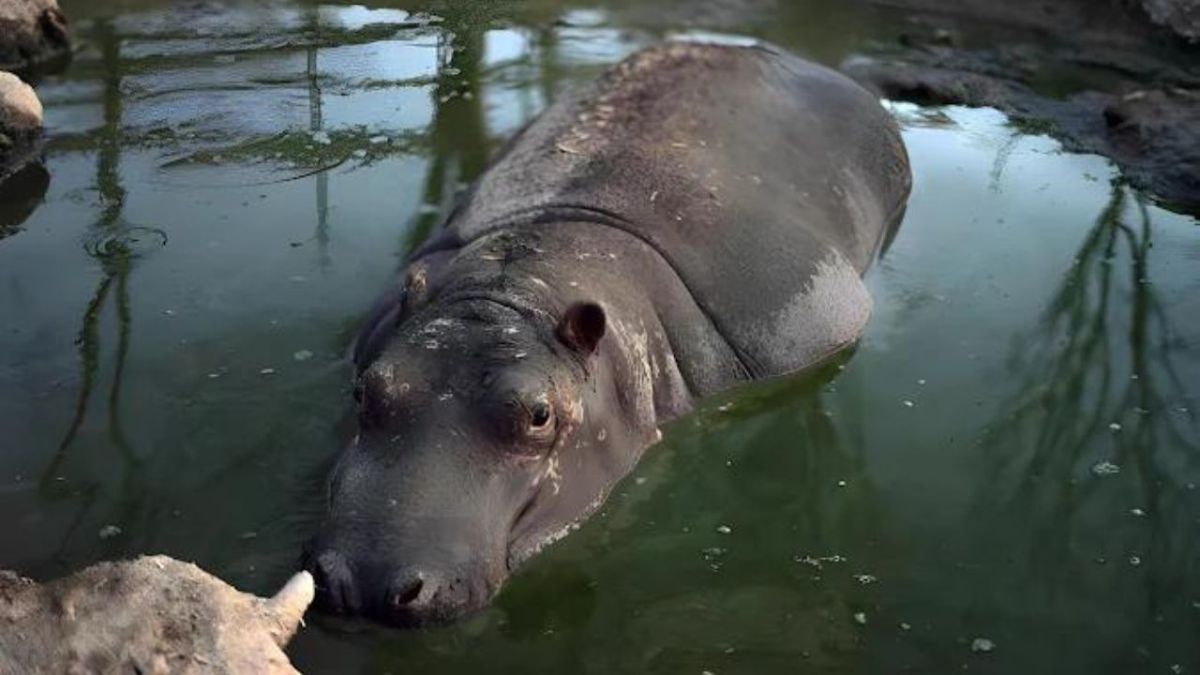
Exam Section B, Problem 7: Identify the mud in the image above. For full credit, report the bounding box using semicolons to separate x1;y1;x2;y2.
846;0;1200;213
0;556;312;675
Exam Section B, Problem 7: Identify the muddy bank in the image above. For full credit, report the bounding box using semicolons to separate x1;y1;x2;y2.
0;556;312;674
868;0;1198;42
844;0;1200;213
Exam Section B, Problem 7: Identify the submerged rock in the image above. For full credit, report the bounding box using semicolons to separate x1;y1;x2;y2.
0;556;313;674
0;0;70;73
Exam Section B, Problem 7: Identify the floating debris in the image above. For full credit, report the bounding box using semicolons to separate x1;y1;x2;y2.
917;379;927;385
902;399;915;408
634;476;647;485
1130;555;1142;566
853;574;877;585
293;350;314;362
259;368;275;376
853;612;867;626
971;638;996;653
98;525;122;540
162;309;176;316
1130;508;1146;517
239;531;258;540
793;554;846;569
899;622;912;631
1108;422;1123;432
702;547;726;572
1092;461;1121;476
716;525;732;535
837;479;847;487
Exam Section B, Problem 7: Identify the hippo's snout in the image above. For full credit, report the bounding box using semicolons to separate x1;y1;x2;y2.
303;542;496;627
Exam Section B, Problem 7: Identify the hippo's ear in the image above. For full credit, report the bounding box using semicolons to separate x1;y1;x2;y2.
557;302;606;356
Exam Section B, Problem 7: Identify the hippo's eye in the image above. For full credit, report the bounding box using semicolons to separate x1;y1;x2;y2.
530;400;553;429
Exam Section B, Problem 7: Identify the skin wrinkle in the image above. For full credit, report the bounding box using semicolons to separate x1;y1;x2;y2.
421;202;757;379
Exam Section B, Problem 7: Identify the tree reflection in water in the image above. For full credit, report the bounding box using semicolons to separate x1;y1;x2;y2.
972;181;1198;662
41;18;166;564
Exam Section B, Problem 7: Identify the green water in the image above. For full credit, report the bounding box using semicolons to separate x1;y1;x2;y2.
2;1;1198;673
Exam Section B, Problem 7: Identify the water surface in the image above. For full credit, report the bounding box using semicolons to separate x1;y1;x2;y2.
1;1;1197;673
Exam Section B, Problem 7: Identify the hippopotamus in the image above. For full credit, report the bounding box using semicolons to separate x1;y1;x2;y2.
303;40;911;627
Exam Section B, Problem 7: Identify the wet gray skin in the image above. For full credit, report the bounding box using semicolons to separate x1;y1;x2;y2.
303;42;911;627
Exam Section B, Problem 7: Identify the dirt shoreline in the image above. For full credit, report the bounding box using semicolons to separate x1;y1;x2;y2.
846;0;1200;214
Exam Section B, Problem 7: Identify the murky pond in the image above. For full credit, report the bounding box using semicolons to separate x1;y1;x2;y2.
2;0;1198;672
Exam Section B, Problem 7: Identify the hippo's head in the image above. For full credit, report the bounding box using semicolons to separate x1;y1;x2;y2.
303;292;653;626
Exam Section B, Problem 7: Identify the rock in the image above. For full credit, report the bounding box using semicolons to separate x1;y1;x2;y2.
0;0;70;73
1139;0;1200;41
0;71;40;131
0;556;313;675
0;70;42;181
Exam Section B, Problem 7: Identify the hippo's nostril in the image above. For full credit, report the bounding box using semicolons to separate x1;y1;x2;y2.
307;549;361;616
389;574;425;608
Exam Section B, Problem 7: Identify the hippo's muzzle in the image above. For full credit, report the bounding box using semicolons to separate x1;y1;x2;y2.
301;542;500;627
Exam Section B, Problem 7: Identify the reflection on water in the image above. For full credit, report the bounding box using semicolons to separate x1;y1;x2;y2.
965;183;1200;672
0;2;1197;674
0;162;50;240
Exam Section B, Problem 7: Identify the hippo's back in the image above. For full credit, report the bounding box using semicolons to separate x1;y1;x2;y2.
430;41;912;380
